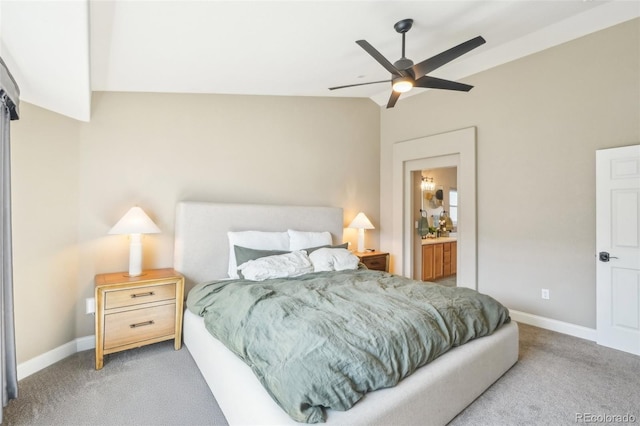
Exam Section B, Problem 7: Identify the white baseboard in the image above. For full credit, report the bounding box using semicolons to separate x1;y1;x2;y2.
16;310;596;380
17;335;95;381
509;309;597;342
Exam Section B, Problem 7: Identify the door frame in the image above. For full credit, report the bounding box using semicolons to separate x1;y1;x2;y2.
392;127;477;289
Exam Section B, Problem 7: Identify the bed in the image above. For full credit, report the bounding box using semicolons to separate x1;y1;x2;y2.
174;201;518;425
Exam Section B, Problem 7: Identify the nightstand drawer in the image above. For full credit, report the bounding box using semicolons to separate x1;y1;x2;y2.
362;255;388;271
105;283;176;309
104;303;176;350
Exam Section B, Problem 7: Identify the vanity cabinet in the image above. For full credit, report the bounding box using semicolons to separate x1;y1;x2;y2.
422;241;456;281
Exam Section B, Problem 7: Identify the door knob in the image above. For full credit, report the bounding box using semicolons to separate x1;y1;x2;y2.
599;251;619;262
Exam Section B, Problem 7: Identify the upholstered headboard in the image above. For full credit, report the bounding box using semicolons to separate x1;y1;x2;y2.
173;201;344;292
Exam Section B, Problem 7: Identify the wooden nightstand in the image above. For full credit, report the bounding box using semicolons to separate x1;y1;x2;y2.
355;251;390;272
94;268;184;370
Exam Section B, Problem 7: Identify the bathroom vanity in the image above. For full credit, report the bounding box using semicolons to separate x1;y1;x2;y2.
422;237;457;281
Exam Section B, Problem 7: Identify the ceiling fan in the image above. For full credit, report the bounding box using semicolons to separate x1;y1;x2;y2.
329;19;486;108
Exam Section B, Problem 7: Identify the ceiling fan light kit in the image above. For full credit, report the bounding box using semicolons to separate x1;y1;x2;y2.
330;18;486;108
392;76;413;93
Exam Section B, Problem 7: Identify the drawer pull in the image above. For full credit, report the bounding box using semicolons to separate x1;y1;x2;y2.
131;291;155;298
130;320;155;329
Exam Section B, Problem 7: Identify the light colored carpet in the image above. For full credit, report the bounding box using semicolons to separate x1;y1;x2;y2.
4;323;639;425
4;341;226;425
450;324;640;425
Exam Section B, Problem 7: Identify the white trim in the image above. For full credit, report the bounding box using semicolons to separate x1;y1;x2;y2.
76;335;96;352
509;310;596;342
392;127;477;289
17;335;95;380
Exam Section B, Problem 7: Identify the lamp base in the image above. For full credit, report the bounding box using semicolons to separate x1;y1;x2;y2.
123;272;147;278
357;229;366;253
128;233;143;277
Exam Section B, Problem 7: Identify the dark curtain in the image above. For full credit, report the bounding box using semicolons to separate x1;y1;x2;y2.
0;56;19;424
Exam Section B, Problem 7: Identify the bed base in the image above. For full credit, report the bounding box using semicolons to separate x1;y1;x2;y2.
184;310;518;426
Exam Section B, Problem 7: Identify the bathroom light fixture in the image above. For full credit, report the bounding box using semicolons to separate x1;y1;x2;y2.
421;177;435;192
348;212;375;253
109;206;161;276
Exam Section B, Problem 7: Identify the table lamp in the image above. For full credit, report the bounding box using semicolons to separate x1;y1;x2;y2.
348;212;375;253
109;206;161;276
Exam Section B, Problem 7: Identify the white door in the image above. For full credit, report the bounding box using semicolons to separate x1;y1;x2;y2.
596;144;640;355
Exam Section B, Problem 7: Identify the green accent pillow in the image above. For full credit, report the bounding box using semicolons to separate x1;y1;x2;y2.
303;243;349;254
234;246;290;279
234;246;290;269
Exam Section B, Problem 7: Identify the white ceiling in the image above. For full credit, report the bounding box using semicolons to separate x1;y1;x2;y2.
1;1;638;122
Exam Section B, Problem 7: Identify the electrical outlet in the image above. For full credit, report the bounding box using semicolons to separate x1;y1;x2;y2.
541;289;550;300
85;297;95;314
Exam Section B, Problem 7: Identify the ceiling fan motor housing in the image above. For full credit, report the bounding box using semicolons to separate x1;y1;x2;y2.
393;58;415;73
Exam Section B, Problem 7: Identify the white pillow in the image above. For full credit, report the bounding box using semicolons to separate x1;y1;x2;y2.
288;229;332;251
309;248;360;272
227;231;289;278
238;250;314;281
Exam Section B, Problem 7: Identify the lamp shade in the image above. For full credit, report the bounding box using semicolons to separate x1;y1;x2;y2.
109;206;160;277
349;212;374;253
348;212;375;230
109;207;160;235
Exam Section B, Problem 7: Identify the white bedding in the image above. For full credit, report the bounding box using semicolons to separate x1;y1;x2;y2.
237;250;313;281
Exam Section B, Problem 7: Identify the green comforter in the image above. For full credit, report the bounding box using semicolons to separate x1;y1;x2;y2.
187;269;510;423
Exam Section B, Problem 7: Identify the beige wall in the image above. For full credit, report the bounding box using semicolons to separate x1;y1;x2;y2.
380;18;640;329
11;93;380;362
11;105;81;363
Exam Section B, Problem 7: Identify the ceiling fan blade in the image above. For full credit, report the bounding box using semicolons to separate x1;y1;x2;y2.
411;36;486;77
329;79;391;91
386;91;401;109
356;40;407;77
415;75;473;92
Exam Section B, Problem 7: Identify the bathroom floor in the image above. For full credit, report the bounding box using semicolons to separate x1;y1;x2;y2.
433;275;457;287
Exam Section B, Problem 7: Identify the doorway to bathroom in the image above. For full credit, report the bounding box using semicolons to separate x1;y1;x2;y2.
413;167;458;286
391;126;477;290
